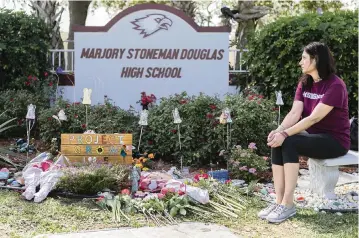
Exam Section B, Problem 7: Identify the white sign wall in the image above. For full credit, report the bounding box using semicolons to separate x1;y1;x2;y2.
60;3;230;109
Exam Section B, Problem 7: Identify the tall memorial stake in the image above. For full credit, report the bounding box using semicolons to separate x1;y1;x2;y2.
220;107;232;170
172;108;183;171
138;109;148;152
275;91;284;126
25;104;36;163
82;88;92;129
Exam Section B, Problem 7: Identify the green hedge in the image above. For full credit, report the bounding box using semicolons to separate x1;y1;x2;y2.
245;10;358;115
38;93;277;166
0;9;51;90
135;92;276;165
38;99;138;144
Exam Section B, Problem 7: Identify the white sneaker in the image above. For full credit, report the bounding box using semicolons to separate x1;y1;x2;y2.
258;203;278;219
266;204;296;223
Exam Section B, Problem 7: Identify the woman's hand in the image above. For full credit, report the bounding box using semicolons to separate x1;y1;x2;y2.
267;132;286;148
267;130;277;142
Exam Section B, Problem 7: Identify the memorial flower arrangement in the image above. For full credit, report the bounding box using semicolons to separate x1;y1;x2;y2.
228;143;269;182
133;153;155;171
138;92;157;110
96;176;248;225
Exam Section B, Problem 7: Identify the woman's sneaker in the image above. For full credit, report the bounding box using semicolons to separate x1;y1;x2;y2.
266;204;296;223
257;203;278;219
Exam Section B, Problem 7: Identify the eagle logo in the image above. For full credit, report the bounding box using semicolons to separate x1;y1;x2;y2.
131;14;173;38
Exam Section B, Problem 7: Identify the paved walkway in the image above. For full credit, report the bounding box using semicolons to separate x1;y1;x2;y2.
35;222;240;238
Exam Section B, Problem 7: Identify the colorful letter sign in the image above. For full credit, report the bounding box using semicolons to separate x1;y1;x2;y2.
60;134;133;164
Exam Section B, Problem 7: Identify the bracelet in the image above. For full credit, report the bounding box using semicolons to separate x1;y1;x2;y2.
280;131;289;138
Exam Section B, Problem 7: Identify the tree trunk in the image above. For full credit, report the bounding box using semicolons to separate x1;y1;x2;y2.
168;1;197;19
234;1;270;50
30;0;65;70
67;0;92;71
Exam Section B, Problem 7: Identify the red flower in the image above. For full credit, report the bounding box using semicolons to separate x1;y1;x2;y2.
212;120;219;127
206;113;213;119
225;179;232;184
209;104;217;110
121;189;130;195
171;129;177;134
74;114;78;118
25;81;31;86
194;173;209;182
179;99;187;104
27;75;32;80
48;82;53;86
272;107;279;111
81;124;86;129
148;140;153;145
47;117;52;121
44;72;48;77
258;95;264;99
96;196;104;202
248;95;254;100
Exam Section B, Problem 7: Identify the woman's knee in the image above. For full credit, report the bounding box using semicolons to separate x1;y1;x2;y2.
271;147;283;166
282;135;298;148
282;135;300;164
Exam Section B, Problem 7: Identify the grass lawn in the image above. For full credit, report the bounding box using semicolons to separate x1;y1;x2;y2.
0;190;357;238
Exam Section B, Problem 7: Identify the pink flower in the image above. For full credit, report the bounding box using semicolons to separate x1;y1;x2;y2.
263;156;269;161
248;168;257;174
239;166;248;171
248;142;257;150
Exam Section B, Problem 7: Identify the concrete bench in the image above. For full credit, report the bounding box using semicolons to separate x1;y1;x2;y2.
308;150;358;200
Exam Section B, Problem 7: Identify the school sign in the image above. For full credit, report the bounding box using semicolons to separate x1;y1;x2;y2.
62;3;230;109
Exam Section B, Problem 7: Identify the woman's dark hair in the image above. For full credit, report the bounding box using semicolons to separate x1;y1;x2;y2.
299;42;336;89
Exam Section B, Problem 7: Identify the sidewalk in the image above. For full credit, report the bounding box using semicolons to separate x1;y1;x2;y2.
35;222;240;238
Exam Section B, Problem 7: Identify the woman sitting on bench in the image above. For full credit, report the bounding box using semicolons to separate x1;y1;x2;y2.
258;42;350;223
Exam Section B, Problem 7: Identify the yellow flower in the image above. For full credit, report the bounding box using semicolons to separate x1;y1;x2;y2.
142;167;149;171
148;153;154;159
135;163;143;168
96;146;104;155
143;158;147;163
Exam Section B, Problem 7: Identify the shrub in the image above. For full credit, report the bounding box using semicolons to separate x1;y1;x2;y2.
229;144;269;182
0;74;57;137
137;92;224;166
0;9;51;90
38;98;138;144
222;91;277;155
55;164;130;195
245;10;358;115
138;91;276;165
39;93;276;166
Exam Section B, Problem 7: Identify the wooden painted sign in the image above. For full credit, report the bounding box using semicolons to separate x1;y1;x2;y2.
60;134;133;165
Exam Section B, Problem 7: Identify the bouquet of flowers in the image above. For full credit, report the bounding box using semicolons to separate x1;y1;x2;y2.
138;92;157;110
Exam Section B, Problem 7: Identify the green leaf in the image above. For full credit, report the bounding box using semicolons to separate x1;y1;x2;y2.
170;207;179;217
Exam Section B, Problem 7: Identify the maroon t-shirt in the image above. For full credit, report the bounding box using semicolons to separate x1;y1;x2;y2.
294;74;350;150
